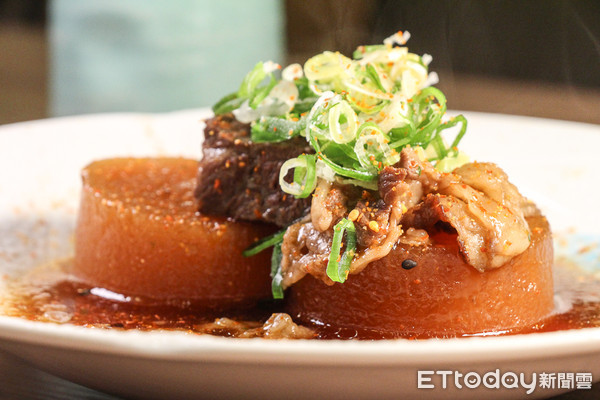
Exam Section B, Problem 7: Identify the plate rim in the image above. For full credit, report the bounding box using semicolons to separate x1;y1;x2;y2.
1;314;600;366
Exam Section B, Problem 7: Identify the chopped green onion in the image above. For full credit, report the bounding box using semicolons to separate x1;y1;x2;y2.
270;243;284;299
279;154;317;198
238;62;267;99
345;95;388;115
308;129;377;181
242;229;286;257
352;44;386;60
365;64;387;93
294;76;316;99
430;133;448;160
388;136;411;149
304;51;352;82
326;218;357;283
446;115;468;151
249;75;277;109
212;93;245;115
328;100;358;144
335;177;378;190
343;77;392;101
213;33;469;206
251;116;306;143
426;114;468;161
354;122;398;171
292;97;318;114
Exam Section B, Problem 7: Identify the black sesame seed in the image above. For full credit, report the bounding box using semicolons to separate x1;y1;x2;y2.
402;259;418;270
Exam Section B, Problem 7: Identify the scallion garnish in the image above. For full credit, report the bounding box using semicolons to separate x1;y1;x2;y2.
212;93;245;115
279;154;318;198
251;116;306;143
238;62;269;100
326;218;357;283
217;31;471;292
242;229;286;257
270;242;284;299
364;64;387;93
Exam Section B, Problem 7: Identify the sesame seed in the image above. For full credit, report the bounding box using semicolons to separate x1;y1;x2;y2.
368;221;380;232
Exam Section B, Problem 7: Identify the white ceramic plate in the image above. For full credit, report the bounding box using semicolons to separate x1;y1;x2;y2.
0;110;599;400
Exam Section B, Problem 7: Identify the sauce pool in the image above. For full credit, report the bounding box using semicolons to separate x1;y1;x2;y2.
1;258;599;340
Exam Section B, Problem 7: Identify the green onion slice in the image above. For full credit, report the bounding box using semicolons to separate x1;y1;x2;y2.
445;115;468;151
326;218;357;283
354;122;399;171
212;93;245;115
213;35;470;222
251;116;306;143
279;154;317;198
238;62;267;99
270;243;284;299
364;64;387;93
352;44;386;60
249;75;278;109
309;130;377;182
328;100;358;144
242;229;286;257
345;95;388;115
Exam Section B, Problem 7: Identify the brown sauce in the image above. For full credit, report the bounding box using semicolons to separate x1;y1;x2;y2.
1;258;599;340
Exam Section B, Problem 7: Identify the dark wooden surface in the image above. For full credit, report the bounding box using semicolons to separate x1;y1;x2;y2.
0;351;120;400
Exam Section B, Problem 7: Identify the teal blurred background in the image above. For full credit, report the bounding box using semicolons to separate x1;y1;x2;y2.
50;0;284;115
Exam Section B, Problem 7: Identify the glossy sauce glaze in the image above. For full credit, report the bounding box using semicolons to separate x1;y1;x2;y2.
1;257;599;340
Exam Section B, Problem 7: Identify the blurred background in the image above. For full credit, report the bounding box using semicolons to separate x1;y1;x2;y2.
1;0;599;125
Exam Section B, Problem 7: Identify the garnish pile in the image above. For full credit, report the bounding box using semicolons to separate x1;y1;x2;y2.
212;31;468;297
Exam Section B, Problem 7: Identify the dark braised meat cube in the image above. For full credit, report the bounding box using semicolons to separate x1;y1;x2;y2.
195;114;313;227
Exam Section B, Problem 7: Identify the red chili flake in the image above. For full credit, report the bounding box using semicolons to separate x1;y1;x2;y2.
213;179;221;189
